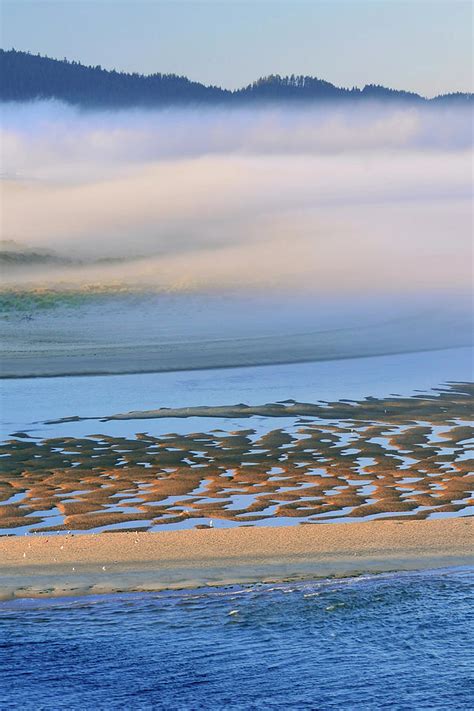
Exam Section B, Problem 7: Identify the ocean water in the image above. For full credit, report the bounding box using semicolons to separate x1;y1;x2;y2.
1;567;473;710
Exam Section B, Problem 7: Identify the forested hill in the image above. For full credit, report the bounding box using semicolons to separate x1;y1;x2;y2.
1;49;472;107
0;49;225;105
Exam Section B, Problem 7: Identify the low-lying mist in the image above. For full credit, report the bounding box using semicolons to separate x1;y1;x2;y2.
1;100;472;295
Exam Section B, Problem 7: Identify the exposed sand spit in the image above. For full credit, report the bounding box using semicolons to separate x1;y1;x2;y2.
1;519;472;599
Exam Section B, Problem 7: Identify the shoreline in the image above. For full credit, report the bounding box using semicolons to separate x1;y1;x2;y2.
0;341;470;380
1;519;472;600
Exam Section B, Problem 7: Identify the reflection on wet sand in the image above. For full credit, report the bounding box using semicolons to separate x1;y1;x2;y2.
0;382;472;534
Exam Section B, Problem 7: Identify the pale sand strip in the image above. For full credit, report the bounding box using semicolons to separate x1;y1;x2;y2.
1;519;472;599
1;334;469;379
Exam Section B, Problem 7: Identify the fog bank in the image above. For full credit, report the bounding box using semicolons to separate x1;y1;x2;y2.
1;101;472;294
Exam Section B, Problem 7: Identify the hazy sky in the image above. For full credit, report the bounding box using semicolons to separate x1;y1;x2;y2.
1;0;472;96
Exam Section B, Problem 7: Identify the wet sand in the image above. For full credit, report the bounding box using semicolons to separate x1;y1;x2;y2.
1;382;472;534
1;329;471;379
1;519;472;599
1;280;472;380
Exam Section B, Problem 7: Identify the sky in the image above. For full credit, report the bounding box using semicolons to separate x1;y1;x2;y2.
1;0;472;97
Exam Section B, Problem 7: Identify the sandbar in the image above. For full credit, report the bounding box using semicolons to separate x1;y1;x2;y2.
1;330;470;379
1;518;472;599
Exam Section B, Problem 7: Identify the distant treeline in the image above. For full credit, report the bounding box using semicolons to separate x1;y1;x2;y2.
1;49;472;107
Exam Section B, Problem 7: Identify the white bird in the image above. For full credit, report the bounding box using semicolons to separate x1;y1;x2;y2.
209;520;214;528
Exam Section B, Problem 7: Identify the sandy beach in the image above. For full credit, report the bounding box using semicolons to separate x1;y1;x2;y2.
1;518;472;599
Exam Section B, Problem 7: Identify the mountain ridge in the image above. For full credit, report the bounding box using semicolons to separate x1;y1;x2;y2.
1;48;472;107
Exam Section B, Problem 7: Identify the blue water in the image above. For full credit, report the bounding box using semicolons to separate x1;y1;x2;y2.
1;568;473;710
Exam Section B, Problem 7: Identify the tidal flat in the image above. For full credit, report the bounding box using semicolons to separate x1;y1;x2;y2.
0;383;472;534
0;347;472;534
1;341;472;601
0;289;471;378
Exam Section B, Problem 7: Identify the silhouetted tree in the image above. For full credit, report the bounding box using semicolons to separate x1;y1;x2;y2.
0;49;471;107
